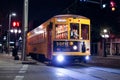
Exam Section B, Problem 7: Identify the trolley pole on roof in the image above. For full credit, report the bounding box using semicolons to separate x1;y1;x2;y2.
22;0;28;61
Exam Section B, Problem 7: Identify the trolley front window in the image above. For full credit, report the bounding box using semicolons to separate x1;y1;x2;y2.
81;24;89;40
70;23;79;39
55;24;68;39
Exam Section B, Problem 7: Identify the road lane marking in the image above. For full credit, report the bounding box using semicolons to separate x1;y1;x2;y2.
14;65;28;80
14;76;24;80
19;65;28;73
20;65;28;70
19;70;26;73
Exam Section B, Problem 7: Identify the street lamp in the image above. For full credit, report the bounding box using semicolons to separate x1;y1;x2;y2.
100;28;110;57
7;13;16;54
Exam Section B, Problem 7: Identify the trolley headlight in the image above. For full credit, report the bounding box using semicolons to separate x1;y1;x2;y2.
73;45;78;50
85;56;90;60
56;55;64;63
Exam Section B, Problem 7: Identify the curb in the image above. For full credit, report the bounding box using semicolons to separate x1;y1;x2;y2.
21;60;37;64
88;56;120;68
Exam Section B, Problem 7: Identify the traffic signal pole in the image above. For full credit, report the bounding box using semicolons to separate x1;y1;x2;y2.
22;0;28;61
81;0;104;8
87;0;100;4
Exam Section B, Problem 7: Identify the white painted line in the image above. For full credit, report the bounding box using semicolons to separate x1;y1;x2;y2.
19;65;28;73
15;65;28;80
14;76;24;80
20;65;28;71
19;70;26;73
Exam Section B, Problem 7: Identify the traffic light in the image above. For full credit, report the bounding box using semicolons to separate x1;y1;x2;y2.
12;21;20;27
110;0;116;11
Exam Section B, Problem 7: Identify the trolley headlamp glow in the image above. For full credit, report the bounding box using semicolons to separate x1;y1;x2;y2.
85;56;90;60
56;55;64;63
73;45;78;50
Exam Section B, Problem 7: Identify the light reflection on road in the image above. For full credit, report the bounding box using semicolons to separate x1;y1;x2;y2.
57;64;120;80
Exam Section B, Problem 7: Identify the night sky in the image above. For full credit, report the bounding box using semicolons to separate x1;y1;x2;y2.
0;0;120;38
0;0;75;24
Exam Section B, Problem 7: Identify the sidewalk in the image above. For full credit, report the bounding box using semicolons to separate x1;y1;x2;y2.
0;52;120;68
0;52;37;64
88;55;120;68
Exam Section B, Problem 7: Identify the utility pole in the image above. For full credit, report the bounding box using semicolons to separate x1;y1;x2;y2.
22;0;28;61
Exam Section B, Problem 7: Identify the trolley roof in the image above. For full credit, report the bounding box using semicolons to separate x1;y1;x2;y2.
53;14;89;19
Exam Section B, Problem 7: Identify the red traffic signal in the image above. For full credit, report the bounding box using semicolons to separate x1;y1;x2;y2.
110;0;116;11
110;1;115;7
12;21;20;27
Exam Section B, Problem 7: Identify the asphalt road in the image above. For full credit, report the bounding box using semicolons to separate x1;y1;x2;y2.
0;54;120;80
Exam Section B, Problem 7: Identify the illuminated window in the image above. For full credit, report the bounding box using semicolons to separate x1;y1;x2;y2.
81;24;89;40
70;23;79;39
55;24;68;39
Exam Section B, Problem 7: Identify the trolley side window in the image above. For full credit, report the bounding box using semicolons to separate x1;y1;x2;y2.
55;24;68;39
70;23;79;39
81;24;89;40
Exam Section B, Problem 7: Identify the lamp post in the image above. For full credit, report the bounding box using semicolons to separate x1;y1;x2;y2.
100;28;110;57
7;13;16;54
